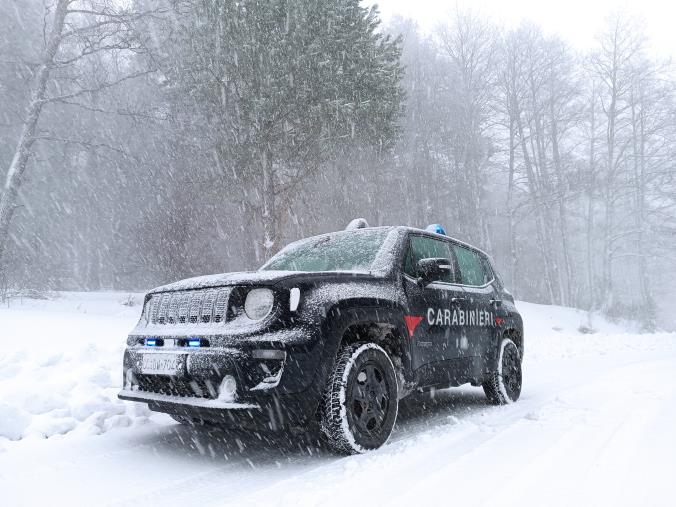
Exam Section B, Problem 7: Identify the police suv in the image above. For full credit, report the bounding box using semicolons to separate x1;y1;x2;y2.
119;221;523;454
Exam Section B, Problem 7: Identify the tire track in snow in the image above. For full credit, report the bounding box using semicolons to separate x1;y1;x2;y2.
2;348;673;507
230;351;675;507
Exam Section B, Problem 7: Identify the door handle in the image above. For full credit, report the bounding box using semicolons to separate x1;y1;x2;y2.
490;299;502;307
451;297;466;305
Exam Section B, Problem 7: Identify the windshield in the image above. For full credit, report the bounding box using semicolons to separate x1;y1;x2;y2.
261;229;389;272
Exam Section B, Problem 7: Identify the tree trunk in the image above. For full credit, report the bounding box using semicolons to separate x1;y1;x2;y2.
0;0;68;263
631;89;652;328
260;147;277;260
526;88;561;304
516;112;557;304
600;66;618;313
549;97;573;306
586;85;597;309
506;116;518;294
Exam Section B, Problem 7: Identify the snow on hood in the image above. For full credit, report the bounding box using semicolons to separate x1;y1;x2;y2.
148;269;375;294
148;271;299;293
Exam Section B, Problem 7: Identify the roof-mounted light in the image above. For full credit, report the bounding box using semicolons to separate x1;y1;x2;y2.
346;218;369;230
425;224;446;235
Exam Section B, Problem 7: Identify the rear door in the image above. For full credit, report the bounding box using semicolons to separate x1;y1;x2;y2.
450;243;497;361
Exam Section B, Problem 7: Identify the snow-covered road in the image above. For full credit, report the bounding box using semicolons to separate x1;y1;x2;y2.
1;293;675;506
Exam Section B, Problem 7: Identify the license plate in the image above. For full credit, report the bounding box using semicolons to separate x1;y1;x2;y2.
141;353;182;375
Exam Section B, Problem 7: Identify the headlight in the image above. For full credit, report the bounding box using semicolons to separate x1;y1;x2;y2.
244;288;274;321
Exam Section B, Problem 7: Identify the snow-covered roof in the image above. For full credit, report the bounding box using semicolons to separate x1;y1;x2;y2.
388;226;492;259
147;225;490;295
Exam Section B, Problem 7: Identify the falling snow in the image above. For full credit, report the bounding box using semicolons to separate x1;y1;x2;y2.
1;1;675;505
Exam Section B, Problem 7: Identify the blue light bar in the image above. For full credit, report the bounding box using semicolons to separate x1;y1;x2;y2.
425;224;446;235
188;339;201;348
145;338;157;346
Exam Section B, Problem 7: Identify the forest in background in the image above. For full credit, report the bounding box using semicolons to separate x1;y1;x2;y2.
1;1;675;330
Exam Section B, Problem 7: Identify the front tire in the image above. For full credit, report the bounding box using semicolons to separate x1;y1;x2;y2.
320;342;399;454
483;337;522;404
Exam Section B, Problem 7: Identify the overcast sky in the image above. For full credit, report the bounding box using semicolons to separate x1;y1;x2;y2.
373;0;675;57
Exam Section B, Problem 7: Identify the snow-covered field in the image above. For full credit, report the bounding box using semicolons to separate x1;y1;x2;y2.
1;292;675;506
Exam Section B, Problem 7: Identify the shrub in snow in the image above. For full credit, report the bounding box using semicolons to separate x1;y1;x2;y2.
121;294;137;307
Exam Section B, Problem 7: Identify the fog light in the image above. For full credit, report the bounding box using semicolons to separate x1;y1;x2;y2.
124;369;137;390
218;375;237;402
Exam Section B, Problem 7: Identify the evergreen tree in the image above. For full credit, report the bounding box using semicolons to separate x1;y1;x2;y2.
162;0;404;258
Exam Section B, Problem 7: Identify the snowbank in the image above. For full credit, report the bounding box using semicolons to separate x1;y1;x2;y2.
517;301;674;361
1;292;675;506
0;292;150;444
0;292;672;446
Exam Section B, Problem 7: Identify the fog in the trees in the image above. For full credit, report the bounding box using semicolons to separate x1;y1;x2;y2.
1;1;675;330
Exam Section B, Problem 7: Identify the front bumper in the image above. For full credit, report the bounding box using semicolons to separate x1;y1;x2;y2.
117;327;326;427
118;389;259;410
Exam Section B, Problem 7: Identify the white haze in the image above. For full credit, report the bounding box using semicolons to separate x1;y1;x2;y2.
376;0;676;58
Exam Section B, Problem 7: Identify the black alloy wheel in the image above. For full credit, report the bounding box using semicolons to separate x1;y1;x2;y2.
320;342;399;454
349;362;391;435
483;337;522;405
500;340;522;401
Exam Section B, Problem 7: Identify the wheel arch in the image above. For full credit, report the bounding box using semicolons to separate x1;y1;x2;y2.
503;327;524;357
319;299;412;391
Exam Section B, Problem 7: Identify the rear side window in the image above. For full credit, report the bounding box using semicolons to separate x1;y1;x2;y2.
480;256;497;284
452;245;487;286
404;236;454;283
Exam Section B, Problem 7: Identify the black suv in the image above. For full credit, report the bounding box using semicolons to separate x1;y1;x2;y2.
119;223;523;454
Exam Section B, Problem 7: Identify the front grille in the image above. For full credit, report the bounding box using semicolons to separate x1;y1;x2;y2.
145;288;231;326
178;293;190;323
200;290;216;323
136;374;218;399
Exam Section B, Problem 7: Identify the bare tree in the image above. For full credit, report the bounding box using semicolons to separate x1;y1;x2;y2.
588;14;645;311
496;28;529;293
2;5;675;328
0;0;69;265
0;0;159;269
437;8;497;249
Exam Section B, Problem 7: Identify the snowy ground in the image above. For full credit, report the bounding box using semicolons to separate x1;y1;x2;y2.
1;292;675;506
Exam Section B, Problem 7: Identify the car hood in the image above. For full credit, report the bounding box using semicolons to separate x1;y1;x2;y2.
147;269;380;294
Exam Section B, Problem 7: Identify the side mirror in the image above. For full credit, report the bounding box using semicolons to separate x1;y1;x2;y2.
416;257;452;286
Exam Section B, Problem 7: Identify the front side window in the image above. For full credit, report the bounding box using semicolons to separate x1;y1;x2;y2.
261;229;389;272
404;235;454;283
453;244;488;286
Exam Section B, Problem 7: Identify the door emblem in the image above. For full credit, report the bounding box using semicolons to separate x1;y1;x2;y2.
404;315;423;338
427;307;495;327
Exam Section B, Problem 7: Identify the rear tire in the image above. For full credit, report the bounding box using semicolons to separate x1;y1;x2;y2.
320;342;399;454
483;337;522;405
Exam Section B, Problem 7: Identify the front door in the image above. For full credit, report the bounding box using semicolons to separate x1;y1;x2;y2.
402;235;468;384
